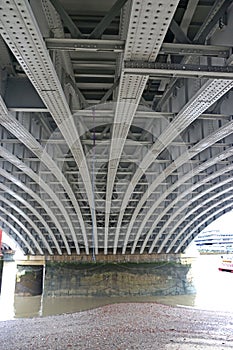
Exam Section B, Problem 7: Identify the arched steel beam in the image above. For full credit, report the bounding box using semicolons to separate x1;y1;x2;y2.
0;145;78;254
0;1;96;253
1;230;25;255
149;165;233;254
114;78;233;253
104;0;179;253
0;194;54;254
0;146;80;254
173;201;233;254
141;172;233;254
0;178;62;254
162;185;233;254
128;120;233;253
132;146;233;254
0;217;34;255
0;206;43;255
0;97;85;254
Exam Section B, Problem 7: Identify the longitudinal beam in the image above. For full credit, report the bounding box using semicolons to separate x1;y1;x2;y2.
114;78;233;253
129;119;233;254
0;1;96;253
104;0;179;253
0;97;83;254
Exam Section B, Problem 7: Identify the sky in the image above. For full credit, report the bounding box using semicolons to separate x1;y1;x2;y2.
203;210;233;234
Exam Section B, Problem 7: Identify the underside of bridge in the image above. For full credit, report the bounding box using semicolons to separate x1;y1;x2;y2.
0;0;233;257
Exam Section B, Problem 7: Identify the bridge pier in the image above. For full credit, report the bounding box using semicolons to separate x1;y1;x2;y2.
15;256;45;296
0;254;196;299
44;253;196;297
0;259;17;320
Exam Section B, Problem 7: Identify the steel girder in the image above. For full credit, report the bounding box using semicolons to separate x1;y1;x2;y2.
174;200;233;254
105;0;179;253
163;184;233;253
0;0;233;256
127;119;233;254
0;0;93;253
0;98;84;253
151;166;233;253
114;78;233;253
0;215;34;254
0;162;63;254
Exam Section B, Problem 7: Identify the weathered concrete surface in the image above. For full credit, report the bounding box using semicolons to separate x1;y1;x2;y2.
44;261;195;297
15;265;44;296
0;303;232;349
46;253;189;263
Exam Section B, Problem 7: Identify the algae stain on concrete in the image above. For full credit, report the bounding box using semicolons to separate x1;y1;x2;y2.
44;261;195;297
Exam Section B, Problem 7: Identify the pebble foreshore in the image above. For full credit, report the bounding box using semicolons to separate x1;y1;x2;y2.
1;303;233;349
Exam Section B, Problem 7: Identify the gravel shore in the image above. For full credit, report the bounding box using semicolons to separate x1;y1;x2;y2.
1;303;233;349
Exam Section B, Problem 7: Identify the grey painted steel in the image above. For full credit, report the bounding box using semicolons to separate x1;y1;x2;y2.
49;0;82;38
156;168;233;253
0;205;44;255
136;147;233;254
159;43;230;57
179;0;199;36
169;19;191;44
89;0;129;39
0;194;54;254
0;0;233;255
0;216;34;255
0;161;63;255
150;167;233;253
0;0;93;253
105;0;179;253
163;185;233;254
174;200;233;254
155;0;231;111
0;146;70;255
46;38;125;52
128;120;233;254
124;62;233;79
0;97;84;254
46;39;230;58
115;78;233;253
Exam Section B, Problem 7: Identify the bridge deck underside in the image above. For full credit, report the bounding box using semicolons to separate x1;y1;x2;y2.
0;0;233;256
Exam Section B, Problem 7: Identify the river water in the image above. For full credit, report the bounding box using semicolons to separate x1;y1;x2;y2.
1;254;233;320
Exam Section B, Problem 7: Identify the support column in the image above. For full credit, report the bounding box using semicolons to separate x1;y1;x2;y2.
0;260;17;320
15;264;44;296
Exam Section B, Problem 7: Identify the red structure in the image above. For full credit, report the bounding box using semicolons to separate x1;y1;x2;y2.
0;229;2;256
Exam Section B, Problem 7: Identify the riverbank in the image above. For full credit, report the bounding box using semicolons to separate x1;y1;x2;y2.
1;302;233;349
